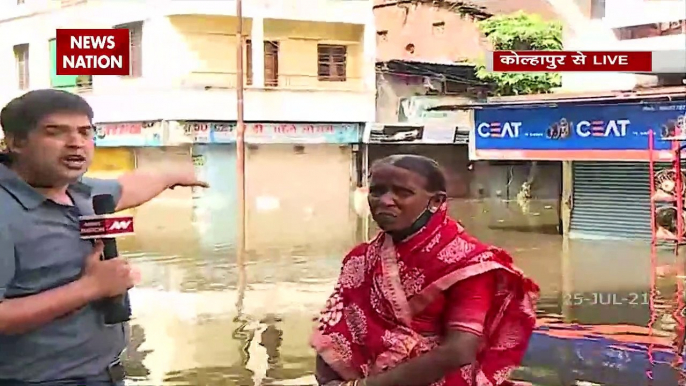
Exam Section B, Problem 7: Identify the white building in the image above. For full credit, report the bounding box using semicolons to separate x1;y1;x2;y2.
0;0;375;254
550;0;686;91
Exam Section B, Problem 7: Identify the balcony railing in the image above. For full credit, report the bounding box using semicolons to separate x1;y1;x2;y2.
181;71;366;91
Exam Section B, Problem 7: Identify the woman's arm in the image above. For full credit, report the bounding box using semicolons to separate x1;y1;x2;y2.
316;355;343;385
363;330;480;386
363;272;496;386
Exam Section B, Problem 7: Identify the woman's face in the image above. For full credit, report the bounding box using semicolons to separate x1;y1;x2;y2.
368;163;442;231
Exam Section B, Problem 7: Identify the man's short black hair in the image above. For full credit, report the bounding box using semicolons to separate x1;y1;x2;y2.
0;89;94;139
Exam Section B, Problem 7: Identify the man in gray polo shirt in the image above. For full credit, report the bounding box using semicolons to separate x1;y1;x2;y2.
0;89;208;385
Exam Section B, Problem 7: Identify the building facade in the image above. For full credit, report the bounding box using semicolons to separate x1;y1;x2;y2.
373;0;558;125
0;0;375;252
555;0;686;240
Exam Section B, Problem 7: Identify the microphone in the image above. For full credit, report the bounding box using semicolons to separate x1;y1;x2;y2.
79;194;134;325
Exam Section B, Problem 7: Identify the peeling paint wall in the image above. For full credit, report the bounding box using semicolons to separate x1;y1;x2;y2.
376;73;477;123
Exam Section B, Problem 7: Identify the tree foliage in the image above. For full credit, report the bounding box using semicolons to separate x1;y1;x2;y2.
475;12;563;96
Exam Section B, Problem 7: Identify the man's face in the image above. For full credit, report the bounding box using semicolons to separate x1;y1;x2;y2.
10;112;94;186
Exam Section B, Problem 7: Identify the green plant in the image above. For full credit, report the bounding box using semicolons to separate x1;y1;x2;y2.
475;12;563;96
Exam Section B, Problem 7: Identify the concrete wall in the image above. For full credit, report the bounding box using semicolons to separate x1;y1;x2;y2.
169;16;366;91
373;0;558;63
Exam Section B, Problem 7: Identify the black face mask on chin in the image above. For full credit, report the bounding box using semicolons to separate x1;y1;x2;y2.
387;196;442;242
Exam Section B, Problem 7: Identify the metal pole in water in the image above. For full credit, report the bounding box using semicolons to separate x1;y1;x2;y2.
235;0;247;315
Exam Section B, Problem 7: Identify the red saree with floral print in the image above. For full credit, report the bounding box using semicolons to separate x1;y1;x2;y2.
310;205;540;386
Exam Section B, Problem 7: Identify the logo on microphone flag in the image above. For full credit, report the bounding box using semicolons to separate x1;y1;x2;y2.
80;214;135;239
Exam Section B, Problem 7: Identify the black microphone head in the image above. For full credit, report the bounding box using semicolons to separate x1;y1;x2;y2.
92;194;116;215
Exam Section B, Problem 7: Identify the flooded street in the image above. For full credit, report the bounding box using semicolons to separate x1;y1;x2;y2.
116;197;685;386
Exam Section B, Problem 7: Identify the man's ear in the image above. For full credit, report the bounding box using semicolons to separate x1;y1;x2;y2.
3;135;23;154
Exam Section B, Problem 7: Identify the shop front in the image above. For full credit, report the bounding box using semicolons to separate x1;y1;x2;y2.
89;120;165;179
472;101;683;240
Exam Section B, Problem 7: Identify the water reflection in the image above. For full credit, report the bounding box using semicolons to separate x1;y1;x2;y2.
117;197;685;385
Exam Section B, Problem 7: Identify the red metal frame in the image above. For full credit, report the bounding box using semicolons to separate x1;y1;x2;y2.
648;129;685;374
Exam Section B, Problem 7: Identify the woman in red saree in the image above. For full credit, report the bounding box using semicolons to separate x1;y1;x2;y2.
311;155;539;386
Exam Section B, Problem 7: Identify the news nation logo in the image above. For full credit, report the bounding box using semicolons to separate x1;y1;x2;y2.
79;215;135;239
55;29;130;76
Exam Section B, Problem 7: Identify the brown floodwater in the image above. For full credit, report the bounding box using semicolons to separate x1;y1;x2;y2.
116;197;685;386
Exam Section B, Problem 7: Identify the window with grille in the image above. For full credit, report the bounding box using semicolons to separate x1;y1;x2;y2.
264;41;279;87
114;22;143;77
246;40;279;87
13;44;29;90
317;44;347;82
246;39;253;86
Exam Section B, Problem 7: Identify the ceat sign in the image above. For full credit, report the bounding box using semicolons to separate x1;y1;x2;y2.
477;121;521;138
55;29;130;76
575;119;630;138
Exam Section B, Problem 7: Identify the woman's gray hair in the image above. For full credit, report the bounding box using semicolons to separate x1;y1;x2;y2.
372;154;447;192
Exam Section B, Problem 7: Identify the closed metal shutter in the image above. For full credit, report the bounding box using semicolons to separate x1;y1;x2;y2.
245;144;356;251
133;147;198;254
87;148;135;179
570;162;653;240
